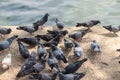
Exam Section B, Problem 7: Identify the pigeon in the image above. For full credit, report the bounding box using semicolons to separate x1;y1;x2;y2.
30;59;46;73
43;35;61;47
37;43;47;60
59;72;85;80
103;25;120;35
2;51;12;70
55;18;64;30
17;41;30;59
76;20;101;30
0;35;18;51
33;13;49;29
51;44;68;63
48;52;60;72
19;59;46;76
16;23;39;34
91;40;101;53
17;37;40;46
35;34;54;42
29;73;57;80
69;30;88;42
64;39;73;52
62;58;88;74
16;51;36;78
74;41;83;58
47;30;68;37
0;28;11;37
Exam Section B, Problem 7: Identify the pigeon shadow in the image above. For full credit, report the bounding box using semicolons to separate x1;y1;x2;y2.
86;49;99;64
100;33;118;37
60;46;70;57
68;55;79;64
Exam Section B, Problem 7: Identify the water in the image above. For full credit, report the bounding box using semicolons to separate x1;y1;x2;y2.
0;0;120;26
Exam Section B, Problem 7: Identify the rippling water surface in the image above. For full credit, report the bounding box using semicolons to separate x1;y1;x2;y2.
0;0;120;26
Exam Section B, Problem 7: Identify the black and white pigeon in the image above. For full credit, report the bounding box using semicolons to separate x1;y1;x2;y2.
48;52;60;72
69;30;88;42
91;40;101;53
16;51;36;78
62;58;87;74
16;23;39;34
0;35;18;51
55;18;64;30
17;37;40;46
35;34;54;42
37;43;47;60
74;41;83;58
59;72;86;80
0;28;12;37
50;44;68;63
76;20;101;30
17;41;30;59
29;73;57;80
33;13;49;29
64;39;73;52
103;25;120;35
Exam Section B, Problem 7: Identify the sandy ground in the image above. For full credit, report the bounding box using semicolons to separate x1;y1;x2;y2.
0;26;120;80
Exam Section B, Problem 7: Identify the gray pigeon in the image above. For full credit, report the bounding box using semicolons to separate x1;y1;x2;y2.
69;30;88;42
0;35;18;51
48;52;60;72
59;72;85;80
0;28;11;37
55;18;64;30
29;73;57;80
16;51;36;78
33;13;49;29
62;58;87;74
74;41;83;58
51;44;68;63
64;39;73;52
17;37;40;46
76;20;101;30
103;25;120;35
37;43;47;60
16;24;39;34
91;40;101;53
17;41;30;59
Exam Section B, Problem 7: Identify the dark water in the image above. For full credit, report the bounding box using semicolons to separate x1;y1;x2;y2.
0;0;120;26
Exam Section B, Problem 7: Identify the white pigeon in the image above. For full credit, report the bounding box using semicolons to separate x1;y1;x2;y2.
2;51;12;70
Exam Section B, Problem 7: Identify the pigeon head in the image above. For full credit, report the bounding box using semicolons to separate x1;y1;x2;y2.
55;18;59;23
45;13;50;17
30;51;36;57
14;35;18;38
8;28;12;33
74;41;80;47
50;44;57;51
36;37;40;42
91;20;101;24
61;30;68;36
93;40;96;43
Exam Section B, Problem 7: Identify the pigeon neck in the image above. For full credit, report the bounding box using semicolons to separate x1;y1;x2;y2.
7;36;17;44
